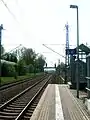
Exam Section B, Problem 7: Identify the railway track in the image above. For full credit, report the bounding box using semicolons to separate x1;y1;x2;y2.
0;78;32;91
0;74;46;104
0;75;51;120
0;74;44;91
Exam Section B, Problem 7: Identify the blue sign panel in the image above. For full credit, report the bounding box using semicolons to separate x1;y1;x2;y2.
66;49;76;55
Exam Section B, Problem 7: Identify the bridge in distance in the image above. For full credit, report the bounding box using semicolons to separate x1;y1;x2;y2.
44;67;56;72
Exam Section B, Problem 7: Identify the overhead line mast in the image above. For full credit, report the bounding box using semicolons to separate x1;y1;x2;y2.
65;23;69;66
64;23;69;84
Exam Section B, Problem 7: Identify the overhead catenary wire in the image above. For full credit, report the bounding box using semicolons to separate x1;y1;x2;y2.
43;43;76;47
42;44;65;58
1;44;24;57
1;0;19;23
0;0;27;35
0;0;31;50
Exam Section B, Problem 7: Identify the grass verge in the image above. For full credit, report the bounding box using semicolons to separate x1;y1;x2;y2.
0;73;43;85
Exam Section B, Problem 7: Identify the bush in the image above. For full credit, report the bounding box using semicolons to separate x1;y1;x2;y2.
1;62;16;77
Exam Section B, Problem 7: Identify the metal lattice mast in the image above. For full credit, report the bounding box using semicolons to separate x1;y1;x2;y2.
64;23;69;84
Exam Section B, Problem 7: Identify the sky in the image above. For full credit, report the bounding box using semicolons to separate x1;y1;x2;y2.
0;0;90;66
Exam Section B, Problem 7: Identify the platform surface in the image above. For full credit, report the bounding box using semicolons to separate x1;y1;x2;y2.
30;84;90;120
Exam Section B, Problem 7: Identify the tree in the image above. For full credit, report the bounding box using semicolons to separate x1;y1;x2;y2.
60;62;65;70
18;47;46;74
34;55;46;72
56;65;60;75
17;60;26;76
28;64;34;73
1;62;15;77
1;45;5;55
56;62;65;75
20;48;36;65
2;53;17;63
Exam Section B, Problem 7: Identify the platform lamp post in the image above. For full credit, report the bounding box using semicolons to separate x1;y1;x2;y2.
70;5;79;98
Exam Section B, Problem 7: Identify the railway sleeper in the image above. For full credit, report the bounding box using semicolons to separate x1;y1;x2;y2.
18;96;30;99
33;101;39;104
28;107;35;111
26;109;34;113
9;104;25;108
23;115;31;119
11;102;26;105
27;109;33;113
30;103;37;106
25;112;32;116
3;108;21;113
13;102;28;105
14;101;29;104
14;100;28;103
0;111;19;116
28;106;36;109
30;103;38;107
6;106;23;110
0;115;16;119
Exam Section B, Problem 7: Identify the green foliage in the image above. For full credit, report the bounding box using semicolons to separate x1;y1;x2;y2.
1;73;43;85
1;46;46;77
1;45;5;55
34;55;45;72
17;60;27;76
2;53;17;63
18;47;46;74
1;62;16;77
28;64;34;73
56;62;65;75
21;48;36;65
56;65;60;75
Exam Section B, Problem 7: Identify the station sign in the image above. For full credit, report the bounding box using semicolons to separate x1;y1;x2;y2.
66;48;76;55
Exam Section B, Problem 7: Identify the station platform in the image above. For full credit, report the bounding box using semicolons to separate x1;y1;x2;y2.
30;84;90;120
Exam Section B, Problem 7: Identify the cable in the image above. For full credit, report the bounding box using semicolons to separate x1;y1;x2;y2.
1;0;20;24
42;44;65;58
43;43;76;46
0;0;30;47
1;44;23;57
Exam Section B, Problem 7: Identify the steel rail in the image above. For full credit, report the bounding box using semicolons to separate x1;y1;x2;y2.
0;74;44;91
0;77;32;90
0;75;48;110
0;75;50;119
15;75;51;120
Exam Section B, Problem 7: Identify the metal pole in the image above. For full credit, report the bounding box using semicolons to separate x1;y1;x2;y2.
65;23;69;66
65;54;67;84
70;5;79;98
76;7;79;98
0;24;3;86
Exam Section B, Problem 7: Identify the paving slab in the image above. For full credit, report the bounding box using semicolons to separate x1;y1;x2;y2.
30;84;55;120
59;85;90;120
30;84;90;120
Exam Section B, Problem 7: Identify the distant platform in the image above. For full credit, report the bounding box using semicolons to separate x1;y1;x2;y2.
30;84;90;120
